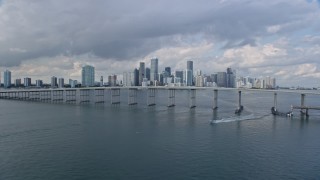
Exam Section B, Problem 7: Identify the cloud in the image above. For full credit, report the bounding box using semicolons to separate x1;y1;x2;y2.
0;0;319;87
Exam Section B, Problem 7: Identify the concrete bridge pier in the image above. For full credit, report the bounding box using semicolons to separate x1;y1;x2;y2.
76;89;81;104
111;88;120;105
301;94;306;115
128;88;138;105
167;89;175;107
89;89;95;104
213;89;218;110
64;90;76;103
274;92;278;111
235;90;243;114
147;88;156;106
189;89;196;108
95;89;105;104
79;89;90;104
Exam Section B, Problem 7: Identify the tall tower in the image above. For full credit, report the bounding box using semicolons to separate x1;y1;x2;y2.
139;62;145;86
165;67;171;76
58;78;64;88
150;57;158;85
4;70;11;88
51;76;57;88
186;61;193;86
82;65;95;87
100;76;103;87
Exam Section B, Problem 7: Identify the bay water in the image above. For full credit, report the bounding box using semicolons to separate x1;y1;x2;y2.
0;90;319;179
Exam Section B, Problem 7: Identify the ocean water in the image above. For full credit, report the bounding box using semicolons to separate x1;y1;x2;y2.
0;89;320;179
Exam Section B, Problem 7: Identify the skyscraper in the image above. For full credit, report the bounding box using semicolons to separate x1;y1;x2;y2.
100;76;104;87
185;69;193;86
51;76;57;88
133;68;139;86
82;65;95;87
187;61;193;85
58;78;64;88
108;75;117;86
145;67;150;80
36;80;43;88
15;79;21;87
217;72;227;87
150;57;159;85
165;67;171;76
139;62;145;86
24;77;31;87
226;67;235;88
4;70;11;88
187;61;193;71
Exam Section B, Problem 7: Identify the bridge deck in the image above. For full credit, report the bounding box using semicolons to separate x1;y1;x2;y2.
292;106;320;110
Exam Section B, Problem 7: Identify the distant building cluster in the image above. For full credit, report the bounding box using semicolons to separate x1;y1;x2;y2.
236;76;277;89
1;59;276;89
122;58;273;89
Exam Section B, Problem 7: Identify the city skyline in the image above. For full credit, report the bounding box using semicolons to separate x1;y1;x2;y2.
0;0;319;87
1;59;277;90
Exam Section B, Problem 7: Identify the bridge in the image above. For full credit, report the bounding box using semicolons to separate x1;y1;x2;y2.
0;87;319;116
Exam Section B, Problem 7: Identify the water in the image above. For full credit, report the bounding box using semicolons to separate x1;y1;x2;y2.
0;90;320;179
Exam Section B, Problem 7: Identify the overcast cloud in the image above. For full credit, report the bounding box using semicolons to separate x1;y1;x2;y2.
0;0;320;86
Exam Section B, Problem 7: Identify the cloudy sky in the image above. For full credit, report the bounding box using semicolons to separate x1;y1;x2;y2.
0;0;320;87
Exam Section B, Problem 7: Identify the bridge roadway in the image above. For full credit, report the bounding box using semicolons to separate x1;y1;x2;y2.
0;87;319;115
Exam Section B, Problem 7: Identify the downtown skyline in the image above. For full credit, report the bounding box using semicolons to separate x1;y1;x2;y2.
0;0;319;87
2;59;277;90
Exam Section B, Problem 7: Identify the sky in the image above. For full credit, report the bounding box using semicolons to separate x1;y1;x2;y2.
0;0;320;87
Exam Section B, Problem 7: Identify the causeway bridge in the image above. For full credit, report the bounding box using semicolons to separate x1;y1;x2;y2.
0;87;319;116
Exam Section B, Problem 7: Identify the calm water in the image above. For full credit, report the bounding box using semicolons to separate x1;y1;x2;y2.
0;90;320;179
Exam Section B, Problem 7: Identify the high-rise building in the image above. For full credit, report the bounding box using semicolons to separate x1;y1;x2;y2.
226;67;235;88
100;76;103;87
108;75;117;86
187;61;193;71
82;65;95;87
165;67;171;76
217;72;227;87
36;80;43;88
51;76;57;88
210;74;218;83
69;79;78;88
123;72;132;87
185;69;193;86
24;77;31;87
145;67;150;80
150;57;159;85
4;70;11;88
139;62;145;86
58;78;64;88
133;68;139;86
187;61;193;85
15;78;21;87
175;71;183;80
196;75;204;87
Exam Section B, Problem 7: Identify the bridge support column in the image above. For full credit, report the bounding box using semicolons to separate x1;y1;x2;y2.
167;89;175;107
213;89;218;110
95;89;105;103
189;89;196;108
128;88;138;105
76;89;81;104
235;90;243;114
51;90;54;103
301;94;306;114
63;90;67;103
274;92;277;111
89;89;95;104
111;88;120;104
147;88;156;106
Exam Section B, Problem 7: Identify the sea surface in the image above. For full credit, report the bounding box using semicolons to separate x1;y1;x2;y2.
0;89;320;179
